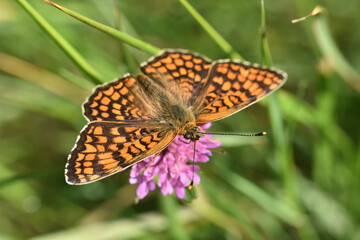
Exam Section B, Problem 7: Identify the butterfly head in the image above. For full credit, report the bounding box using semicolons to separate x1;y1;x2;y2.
182;123;200;142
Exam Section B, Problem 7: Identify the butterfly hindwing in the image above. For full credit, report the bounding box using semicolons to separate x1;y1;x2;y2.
194;61;287;123
66;121;177;185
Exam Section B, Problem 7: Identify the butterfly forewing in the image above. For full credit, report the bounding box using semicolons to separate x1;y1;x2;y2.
141;49;212;104
66;121;177;184
194;61;287;123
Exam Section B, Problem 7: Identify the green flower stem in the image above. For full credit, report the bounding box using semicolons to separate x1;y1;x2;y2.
159;195;191;240
42;0;160;56
17;0;103;85
260;0;297;200
178;0;243;60
261;2;322;240
260;0;272;66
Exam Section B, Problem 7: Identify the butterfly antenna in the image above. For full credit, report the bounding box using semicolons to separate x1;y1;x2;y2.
188;130;266;190
188;140;196;190
201;131;267;137
198;125;218;143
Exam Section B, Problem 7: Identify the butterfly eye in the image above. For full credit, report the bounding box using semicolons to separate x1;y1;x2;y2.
183;132;192;140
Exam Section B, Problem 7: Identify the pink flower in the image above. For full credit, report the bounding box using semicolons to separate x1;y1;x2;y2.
129;123;221;199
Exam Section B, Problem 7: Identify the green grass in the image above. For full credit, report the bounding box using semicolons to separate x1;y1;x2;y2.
1;0;360;239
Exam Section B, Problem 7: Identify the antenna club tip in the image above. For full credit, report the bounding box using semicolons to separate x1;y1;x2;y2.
188;181;194;190
255;131;267;136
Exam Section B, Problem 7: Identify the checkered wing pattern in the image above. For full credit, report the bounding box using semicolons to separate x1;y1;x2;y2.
194;61;287;123
67;49;288;185
66;121;176;184
141;49;212;104
83;75;153;122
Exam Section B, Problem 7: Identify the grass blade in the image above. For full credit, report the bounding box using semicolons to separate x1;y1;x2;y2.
42;0;160;55
259;0;297;200
178;0;242;59
159;196;191;240
212;161;304;225
0;52;88;105
16;0;103;84
30;208;200;240
201;176;264;240
259;0;272;66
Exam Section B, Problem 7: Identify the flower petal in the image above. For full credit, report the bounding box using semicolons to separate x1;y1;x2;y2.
137;181;150;199
161;180;174;195
175;185;186;199
129;122;221;200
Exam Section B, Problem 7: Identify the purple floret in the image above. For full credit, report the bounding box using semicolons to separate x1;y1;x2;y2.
129;123;221;199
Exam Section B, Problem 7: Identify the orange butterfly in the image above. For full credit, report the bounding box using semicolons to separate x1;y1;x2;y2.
66;49;287;184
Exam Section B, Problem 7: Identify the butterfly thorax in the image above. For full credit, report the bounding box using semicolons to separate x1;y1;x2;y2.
166;104;200;142
137;73;200;141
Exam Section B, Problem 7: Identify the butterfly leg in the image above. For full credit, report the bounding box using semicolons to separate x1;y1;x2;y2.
197;126;220;144
178;138;192;144
143;150;163;173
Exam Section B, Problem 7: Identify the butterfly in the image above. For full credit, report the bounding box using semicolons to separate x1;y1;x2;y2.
66;49;287;185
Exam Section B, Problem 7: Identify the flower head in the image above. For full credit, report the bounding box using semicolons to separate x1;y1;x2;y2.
129;123;221;199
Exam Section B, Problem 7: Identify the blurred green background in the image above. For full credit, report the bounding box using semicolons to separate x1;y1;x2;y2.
1;0;360;239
